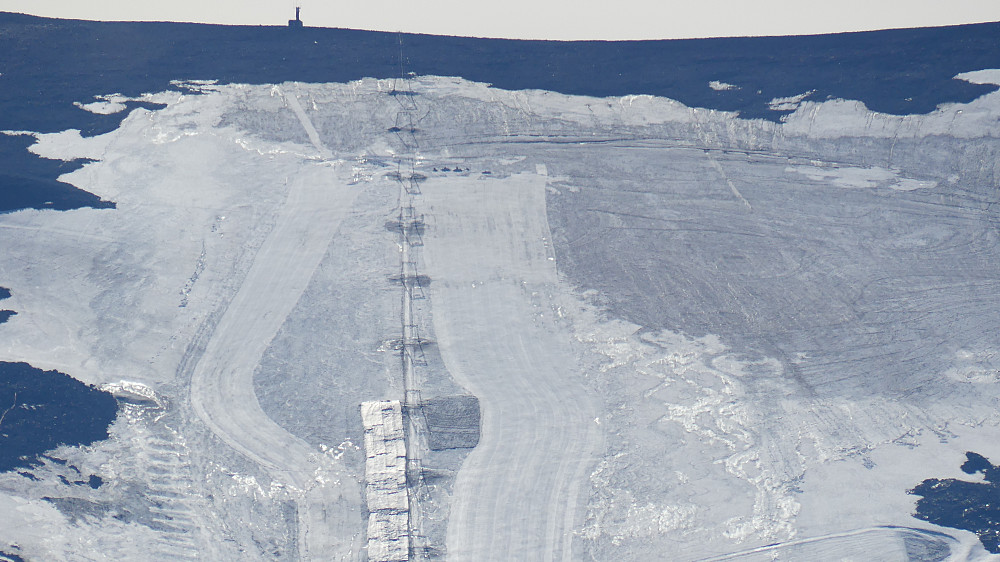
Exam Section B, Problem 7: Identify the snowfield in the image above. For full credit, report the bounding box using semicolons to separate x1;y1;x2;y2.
2;73;1000;560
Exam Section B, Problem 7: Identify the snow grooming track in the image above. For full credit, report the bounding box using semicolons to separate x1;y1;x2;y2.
419;169;602;561
189;86;363;561
697;525;966;561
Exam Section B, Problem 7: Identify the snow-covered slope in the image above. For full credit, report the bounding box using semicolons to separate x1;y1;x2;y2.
2;73;1000;560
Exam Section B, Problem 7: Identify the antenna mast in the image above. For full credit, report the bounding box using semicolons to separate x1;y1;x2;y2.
288;6;303;28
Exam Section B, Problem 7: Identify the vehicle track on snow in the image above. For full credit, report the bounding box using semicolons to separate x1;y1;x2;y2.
189;86;363;561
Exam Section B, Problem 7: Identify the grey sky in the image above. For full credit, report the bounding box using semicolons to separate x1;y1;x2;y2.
5;0;1000;40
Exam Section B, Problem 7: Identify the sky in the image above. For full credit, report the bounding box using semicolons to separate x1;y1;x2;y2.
4;0;1000;40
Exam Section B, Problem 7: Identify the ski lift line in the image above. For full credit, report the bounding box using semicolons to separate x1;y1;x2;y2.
390;48;437;559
